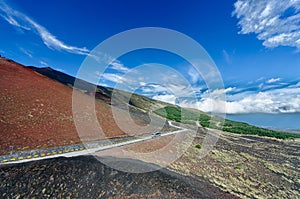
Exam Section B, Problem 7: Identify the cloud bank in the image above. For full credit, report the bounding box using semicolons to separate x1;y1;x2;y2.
0;1;89;55
233;0;300;49
152;79;300;114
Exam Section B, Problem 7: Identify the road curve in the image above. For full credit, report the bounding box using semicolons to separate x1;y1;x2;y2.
0;121;188;165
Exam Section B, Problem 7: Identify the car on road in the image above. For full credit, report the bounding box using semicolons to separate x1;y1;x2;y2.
152;132;161;138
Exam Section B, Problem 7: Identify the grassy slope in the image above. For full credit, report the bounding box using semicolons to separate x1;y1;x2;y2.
154;106;300;139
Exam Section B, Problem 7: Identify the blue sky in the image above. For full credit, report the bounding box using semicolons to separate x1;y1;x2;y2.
0;0;300;114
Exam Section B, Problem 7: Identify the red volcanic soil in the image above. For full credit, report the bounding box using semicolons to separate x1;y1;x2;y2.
0;58;127;154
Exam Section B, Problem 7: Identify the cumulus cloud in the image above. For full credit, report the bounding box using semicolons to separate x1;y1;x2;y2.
233;0;300;49
109;61;130;72
181;82;300;114
0;1;89;55
152;94;177;104
225;87;300;113
100;73;125;84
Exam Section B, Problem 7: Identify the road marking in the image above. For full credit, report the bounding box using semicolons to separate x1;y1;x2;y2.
0;121;186;165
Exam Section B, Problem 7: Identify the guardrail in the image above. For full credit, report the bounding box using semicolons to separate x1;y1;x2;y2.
0;122;183;164
0;135;138;164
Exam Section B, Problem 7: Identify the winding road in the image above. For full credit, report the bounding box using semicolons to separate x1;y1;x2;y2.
0;121;188;165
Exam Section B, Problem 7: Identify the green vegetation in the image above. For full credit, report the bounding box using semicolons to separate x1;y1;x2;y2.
154;106;300;140
222;119;300;139
153;106;205;123
195;144;201;149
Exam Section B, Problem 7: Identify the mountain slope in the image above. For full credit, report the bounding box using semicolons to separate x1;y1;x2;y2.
28;66;169;111
0;58;135;154
29;64;300;140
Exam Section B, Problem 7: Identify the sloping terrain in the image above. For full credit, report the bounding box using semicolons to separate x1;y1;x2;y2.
0;58;157;155
28;64;300;140
28;66;169;111
0;156;238;199
120;126;300;198
154;106;300;139
1;58;299;198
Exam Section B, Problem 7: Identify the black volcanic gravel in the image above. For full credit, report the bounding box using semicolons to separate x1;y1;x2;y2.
0;156;238;198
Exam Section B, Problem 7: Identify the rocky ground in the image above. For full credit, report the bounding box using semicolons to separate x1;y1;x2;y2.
109;123;299;198
2;125;297;198
0;123;299;198
167;128;300;199
0;156;238;199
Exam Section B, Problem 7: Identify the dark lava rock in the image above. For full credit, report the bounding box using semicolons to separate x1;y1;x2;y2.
0;156;238;198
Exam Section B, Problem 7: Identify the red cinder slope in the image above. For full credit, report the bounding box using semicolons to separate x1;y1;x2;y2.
0;58;126;154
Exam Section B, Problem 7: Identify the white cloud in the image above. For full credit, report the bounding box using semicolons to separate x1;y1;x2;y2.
19;47;33;58
267;77;281;83
212;87;235;95
0;1;89;55
188;67;201;84
40;61;48;67
152;94;177;104
225;88;300;113
139;84;169;93
100;73;125;84
181;85;300;114
1;13;30;30
139;82;146;86
233;0;300;49
109;61;130;72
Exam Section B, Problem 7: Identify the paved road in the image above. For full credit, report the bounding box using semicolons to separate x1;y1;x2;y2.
0;121;188;165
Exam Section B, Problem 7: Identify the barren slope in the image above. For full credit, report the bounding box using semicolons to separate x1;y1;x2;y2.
0;58;129;154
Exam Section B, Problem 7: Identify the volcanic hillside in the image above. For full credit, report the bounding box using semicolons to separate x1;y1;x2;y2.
0;58;135;154
0;155;239;199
